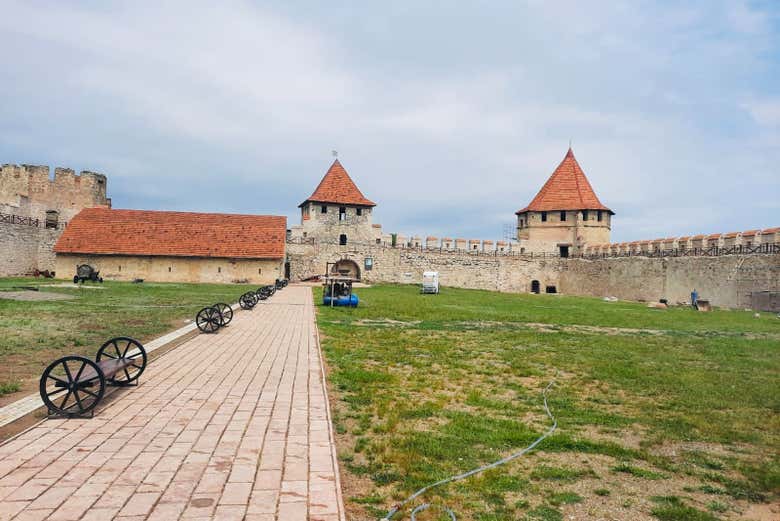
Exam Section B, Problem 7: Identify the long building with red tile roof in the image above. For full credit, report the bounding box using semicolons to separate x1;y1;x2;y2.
54;208;286;284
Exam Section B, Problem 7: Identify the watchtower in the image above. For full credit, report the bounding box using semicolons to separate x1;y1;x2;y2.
515;148;613;256
292;159;380;245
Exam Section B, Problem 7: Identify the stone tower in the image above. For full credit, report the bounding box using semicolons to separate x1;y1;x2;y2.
290;159;381;245
515;148;613;256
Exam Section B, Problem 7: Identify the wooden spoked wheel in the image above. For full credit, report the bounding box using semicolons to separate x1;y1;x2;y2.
214;303;233;326
239;292;257;309
96;337;147;386
196;306;221;333
39;356;105;417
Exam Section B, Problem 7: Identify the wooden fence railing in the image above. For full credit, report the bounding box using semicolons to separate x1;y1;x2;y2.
0;211;67;230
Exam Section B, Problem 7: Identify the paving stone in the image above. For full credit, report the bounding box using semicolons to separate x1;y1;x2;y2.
0;286;345;519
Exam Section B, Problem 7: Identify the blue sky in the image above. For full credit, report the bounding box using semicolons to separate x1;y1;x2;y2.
1;1;778;242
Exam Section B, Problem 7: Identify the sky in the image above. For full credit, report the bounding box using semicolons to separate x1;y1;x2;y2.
1;1;778;242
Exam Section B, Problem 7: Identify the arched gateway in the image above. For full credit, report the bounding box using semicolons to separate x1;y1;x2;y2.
331;259;361;280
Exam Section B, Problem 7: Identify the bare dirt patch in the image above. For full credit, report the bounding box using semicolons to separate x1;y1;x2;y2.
0;291;75;301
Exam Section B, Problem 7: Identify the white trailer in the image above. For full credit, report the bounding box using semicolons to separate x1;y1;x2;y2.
421;271;439;294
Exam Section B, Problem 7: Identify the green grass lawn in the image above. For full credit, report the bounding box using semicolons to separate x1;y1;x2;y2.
316;284;780;521
0;277;252;400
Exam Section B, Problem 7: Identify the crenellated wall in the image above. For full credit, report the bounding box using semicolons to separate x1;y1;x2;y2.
287;238;780;309
0;164;111;276
1;164;110;222
376;234;515;253
582;227;780;256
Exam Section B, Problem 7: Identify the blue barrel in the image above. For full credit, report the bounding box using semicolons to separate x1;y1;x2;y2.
323;294;359;307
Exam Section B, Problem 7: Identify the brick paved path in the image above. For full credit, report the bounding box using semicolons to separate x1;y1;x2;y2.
0;286;345;521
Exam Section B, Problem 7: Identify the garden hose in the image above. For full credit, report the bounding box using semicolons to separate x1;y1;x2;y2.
382;377;558;521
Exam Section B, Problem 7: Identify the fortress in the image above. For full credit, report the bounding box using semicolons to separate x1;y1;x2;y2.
1;151;778;310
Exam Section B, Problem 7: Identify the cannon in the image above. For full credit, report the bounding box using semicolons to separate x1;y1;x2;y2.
195;303;233;333
73;264;103;284
239;291;258;310
256;285;275;299
39;337;147;418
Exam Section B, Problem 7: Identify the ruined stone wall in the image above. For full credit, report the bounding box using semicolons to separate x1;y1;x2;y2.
288;239;779;309
0;164;110;222
0;164;112;277
0;223;60;276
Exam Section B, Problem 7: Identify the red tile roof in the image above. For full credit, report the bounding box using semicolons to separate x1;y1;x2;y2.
54;208;286;259
516;148;612;214
300;160;375;207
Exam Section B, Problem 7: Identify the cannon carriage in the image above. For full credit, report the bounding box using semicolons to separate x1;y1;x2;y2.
39;337;147;418
195;303;233;333
73;264;103;284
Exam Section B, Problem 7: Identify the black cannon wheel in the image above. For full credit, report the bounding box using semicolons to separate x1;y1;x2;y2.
40;356;105;417
256;289;269;300
196;306;221;333
239;292;255;310
214;303;233;326
96;337;147;386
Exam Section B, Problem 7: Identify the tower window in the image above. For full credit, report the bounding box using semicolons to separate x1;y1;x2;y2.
339;207;346;221
356;208;362;216
597;210;603;222
45;210;59;229
541;211;547;222
168;267;172;272
321;205;327;213
582;210;588;221
560;211;566;222
339;234;347;245
218;267;221;273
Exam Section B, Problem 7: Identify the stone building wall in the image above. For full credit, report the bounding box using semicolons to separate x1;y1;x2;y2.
289;203;380;244
287;241;563;293
287;239;779;309
559;255;780;309
55;254;283;284
0;222;60;276
516;209;612;254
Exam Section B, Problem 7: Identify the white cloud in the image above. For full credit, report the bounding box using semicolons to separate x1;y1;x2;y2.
0;0;777;241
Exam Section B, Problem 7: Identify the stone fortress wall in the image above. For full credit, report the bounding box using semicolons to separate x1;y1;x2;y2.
0;164;110;276
287;230;780;310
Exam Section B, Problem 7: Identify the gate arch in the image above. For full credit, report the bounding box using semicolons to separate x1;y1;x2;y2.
331;259;361;281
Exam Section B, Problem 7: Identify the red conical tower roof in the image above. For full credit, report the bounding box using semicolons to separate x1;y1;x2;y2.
516;148;612;214
299;160;376;207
